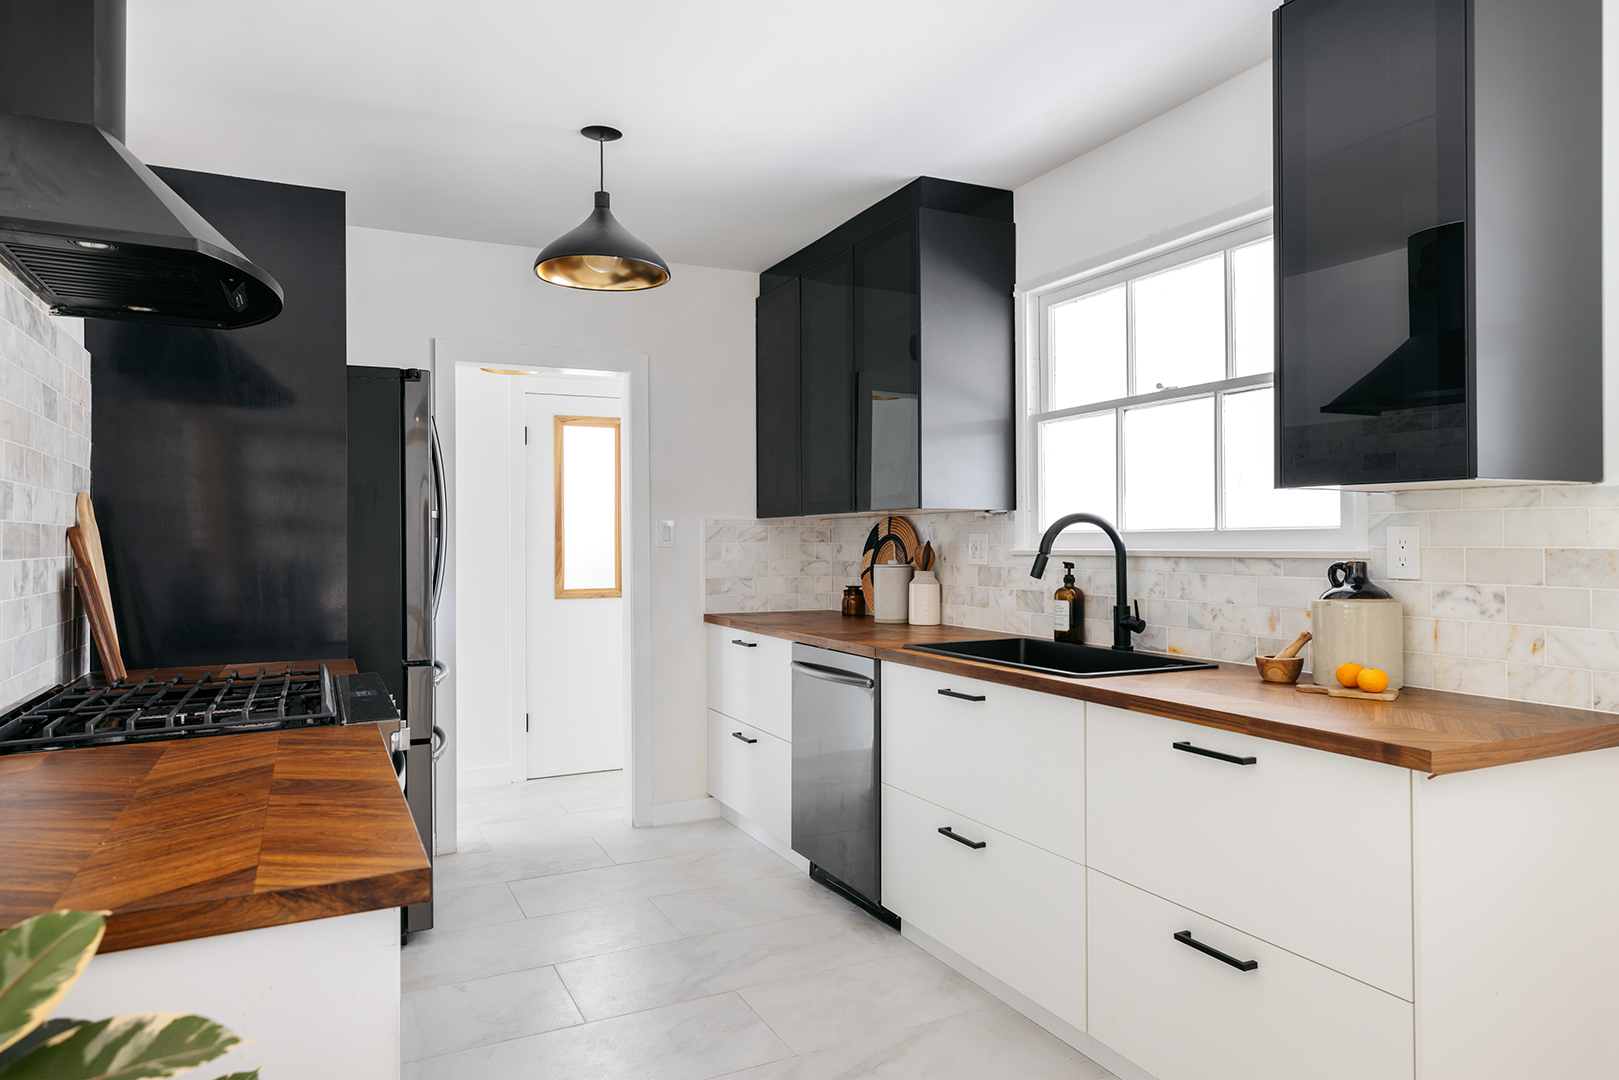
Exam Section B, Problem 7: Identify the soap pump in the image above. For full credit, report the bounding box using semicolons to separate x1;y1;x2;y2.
1053;562;1082;644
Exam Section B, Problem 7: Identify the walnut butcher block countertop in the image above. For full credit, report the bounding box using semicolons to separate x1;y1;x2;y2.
707;610;1619;775
0;721;430;952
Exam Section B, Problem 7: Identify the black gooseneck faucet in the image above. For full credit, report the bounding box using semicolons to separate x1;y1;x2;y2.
1030;513;1145;651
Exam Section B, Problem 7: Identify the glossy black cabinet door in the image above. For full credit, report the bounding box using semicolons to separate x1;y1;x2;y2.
756;281;801;518
1276;0;1469;487
800;250;854;515
854;216;920;511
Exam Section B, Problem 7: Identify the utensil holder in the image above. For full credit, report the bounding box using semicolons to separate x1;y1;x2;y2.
909;569;940;626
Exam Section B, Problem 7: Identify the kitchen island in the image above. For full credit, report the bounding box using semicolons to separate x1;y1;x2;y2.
706;610;1619;1080
0;710;429;1078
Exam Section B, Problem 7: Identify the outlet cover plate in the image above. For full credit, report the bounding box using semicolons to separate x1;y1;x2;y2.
968;533;989;564
1387;525;1420;579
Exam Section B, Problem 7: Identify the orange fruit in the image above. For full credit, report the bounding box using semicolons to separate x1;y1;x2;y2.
1357;668;1390;694
1335;662;1363;688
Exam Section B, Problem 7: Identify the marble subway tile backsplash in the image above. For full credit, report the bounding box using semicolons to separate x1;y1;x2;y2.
0;266;89;711
707;485;1619;714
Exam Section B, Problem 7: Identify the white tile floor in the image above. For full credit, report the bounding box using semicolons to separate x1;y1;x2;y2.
403;771;1117;1079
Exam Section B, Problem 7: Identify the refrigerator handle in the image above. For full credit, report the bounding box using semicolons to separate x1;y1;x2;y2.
432;658;449;686
430;417;448;616
431;724;448;762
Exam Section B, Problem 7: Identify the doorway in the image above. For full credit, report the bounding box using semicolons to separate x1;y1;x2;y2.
436;338;653;837
523;381;626;778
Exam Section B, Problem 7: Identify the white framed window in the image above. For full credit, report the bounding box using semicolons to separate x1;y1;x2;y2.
1020;215;1364;555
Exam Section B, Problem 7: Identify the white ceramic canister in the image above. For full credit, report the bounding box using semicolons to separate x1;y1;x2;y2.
908;569;940;626
872;563;914;624
1310;598;1404;689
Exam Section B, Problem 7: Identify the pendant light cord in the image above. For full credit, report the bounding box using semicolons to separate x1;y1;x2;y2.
599;137;605;192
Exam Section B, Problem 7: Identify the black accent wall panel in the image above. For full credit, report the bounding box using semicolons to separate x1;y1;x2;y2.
87;169;346;668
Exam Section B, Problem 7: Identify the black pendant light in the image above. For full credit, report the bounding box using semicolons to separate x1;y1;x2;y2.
534;126;670;291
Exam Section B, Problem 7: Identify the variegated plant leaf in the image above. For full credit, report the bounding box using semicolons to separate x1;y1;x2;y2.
0;1012;239;1080
0;1019;86;1071
209;1073;260;1080
0;911;107;1054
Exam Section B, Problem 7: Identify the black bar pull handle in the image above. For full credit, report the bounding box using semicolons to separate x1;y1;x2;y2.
938;826;986;849
731;639;758;648
731;732;757;744
1173;740;1256;766
1174;930;1258;971
937;689;986;702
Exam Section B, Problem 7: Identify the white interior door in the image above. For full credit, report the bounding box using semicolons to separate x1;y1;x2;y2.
525;389;625;778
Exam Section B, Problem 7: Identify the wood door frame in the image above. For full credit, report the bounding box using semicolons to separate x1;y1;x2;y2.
553;415;623;599
432;339;653;830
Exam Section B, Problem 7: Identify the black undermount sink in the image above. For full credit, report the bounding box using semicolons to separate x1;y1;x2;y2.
902;637;1218;679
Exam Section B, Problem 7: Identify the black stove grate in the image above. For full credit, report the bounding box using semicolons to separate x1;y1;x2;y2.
0;664;338;755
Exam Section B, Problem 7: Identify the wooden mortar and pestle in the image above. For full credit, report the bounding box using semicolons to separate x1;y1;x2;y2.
1255;631;1312;684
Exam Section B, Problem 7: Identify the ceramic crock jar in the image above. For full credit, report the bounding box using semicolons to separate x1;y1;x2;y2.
1310;560;1404;689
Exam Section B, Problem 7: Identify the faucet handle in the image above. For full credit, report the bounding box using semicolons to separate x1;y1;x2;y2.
1122;600;1146;634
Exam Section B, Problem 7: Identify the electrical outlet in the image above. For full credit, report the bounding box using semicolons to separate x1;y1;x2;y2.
656;520;676;548
1387;525;1420;579
968;533;989;564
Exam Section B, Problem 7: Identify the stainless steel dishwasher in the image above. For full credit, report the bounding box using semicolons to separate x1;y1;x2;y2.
790;643;897;928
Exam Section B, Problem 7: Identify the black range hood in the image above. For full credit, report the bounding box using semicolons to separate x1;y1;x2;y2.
0;1;283;329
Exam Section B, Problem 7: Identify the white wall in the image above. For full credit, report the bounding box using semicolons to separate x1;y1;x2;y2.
347;227;757;812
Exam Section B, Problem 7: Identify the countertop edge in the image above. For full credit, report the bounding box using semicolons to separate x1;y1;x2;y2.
706;612;1619;774
98;866;432;953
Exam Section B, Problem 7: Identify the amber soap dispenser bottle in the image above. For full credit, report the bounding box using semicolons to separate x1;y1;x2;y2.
1053;562;1082;644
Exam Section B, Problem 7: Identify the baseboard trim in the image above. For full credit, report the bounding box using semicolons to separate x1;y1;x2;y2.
717;804;810;872
650;796;723;826
900;922;1156;1080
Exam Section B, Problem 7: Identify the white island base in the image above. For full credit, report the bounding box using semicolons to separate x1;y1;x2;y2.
57;907;401;1079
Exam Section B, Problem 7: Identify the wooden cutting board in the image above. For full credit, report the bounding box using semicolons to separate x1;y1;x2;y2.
68;528;125;682
75;492;118;651
1296;681;1399;702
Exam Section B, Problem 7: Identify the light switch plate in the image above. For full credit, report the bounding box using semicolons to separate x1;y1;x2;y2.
656;520;676;548
968;533;989;564
1386;525;1420;579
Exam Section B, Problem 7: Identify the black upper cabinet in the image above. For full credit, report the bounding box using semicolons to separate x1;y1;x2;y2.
756;279;801;518
1275;0;1602;488
800;250;855;515
757;178;1014;517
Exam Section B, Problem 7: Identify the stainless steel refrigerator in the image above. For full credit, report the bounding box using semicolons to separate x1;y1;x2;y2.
348;366;447;934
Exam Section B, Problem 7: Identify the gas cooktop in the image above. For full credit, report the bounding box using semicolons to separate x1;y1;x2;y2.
0;664;343;755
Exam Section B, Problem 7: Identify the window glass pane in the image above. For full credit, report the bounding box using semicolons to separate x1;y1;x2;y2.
1049;286;1126;409
1123;397;1215;530
1040;412;1116;531
1222;388;1340;529
559;421;619;593
1232;238;1274;376
1133;255;1225;392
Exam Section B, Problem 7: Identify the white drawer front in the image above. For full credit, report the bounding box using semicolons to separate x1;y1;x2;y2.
882;661;1084;863
709;710;790;844
1088;870;1413;1080
1087;705;1412;999
882;783;1085;1031
706;625;792;741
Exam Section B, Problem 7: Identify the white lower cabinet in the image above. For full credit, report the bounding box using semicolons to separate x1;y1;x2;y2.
882;662;1085;864
1087;705;1412;999
1087;870;1414;1080
706;625;792;741
882;783;1086;1031
707;709;790;843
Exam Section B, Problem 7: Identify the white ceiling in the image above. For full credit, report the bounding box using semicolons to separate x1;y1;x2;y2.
125;0;1273;273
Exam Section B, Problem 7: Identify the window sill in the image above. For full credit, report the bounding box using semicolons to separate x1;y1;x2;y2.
1010;547;1372;560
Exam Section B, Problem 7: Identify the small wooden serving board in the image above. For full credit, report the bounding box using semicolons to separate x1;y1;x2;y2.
1297;681;1399;701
